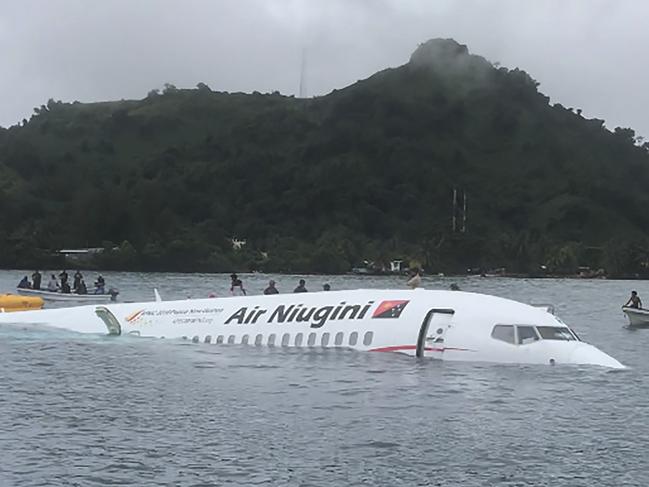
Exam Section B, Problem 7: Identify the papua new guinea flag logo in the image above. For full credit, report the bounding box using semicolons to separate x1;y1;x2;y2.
372;300;410;319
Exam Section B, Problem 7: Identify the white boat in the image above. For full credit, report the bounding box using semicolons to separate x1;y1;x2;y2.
622;306;649;327
16;287;118;303
0;288;623;368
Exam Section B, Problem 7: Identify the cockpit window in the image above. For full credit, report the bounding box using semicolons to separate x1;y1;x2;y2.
517;326;540;344
491;325;515;344
536;326;576;341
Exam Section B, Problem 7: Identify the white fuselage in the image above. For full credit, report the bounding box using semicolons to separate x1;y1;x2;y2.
0;289;624;368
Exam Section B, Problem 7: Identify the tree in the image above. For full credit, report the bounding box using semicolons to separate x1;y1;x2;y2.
163;83;178;94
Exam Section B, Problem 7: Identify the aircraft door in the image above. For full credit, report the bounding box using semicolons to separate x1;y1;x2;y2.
416;309;455;359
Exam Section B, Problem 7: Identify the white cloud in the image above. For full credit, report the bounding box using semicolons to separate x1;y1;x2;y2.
1;0;647;137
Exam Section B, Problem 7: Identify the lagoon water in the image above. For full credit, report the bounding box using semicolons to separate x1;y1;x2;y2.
1;270;649;486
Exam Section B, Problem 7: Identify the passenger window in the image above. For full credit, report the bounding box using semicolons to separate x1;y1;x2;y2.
517;326;539;344
349;331;358;346
307;333;316;347
216;335;224;344
491;325;515;344
255;334;263;346
321;332;330;347
268;334;276;346
363;331;373;346
204;335;212;344
295;333;303;347
281;333;290;347
334;332;344;346
227;335;235;344
241;334;249;345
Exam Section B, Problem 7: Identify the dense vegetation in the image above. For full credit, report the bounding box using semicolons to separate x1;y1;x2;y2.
1;39;649;276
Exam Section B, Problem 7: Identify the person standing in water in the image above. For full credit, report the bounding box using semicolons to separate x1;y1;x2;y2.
624;291;642;309
406;269;422;289
230;273;247;296
264;280;279;295
294;279;308;293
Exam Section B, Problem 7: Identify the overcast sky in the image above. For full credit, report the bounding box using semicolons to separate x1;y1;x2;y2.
1;0;647;137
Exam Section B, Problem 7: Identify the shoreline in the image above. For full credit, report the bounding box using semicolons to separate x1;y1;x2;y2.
2;266;647;281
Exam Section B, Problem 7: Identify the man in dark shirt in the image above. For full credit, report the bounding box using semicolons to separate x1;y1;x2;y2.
32;270;42;290
294;279;308;293
59;270;69;286
264;280;279;295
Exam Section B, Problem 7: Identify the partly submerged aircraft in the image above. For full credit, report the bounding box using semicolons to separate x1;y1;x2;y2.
0;289;624;368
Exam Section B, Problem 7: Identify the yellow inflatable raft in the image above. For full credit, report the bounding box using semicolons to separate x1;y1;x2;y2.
0;294;44;312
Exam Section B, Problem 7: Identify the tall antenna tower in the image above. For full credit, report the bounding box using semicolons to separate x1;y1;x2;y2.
298;47;307;98
452;188;457;233
461;191;467;233
452;188;468;233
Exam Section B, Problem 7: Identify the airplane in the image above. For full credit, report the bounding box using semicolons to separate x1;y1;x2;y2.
0;288;624;368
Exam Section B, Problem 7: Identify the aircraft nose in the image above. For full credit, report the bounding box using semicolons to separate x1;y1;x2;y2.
569;344;625;369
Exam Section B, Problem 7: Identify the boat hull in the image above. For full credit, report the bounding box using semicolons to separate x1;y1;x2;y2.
0;294;44;312
622;306;649;327
16;288;116;303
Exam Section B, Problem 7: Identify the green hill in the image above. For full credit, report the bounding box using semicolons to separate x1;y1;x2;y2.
1;38;649;276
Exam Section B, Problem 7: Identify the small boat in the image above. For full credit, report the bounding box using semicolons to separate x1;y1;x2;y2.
622;306;649;327
0;294;44;312
16;287;118;303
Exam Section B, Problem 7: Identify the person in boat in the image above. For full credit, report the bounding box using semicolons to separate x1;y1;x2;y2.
61;280;71;294
294;279;308;293
264;280;279;295
59;270;69;288
94;275;106;294
73;270;83;291
17;276;31;289
76;279;88;295
450;283;460;291
230;273;246;296
323;283;331;291
32;270;42;290
47;274;59;291
624;291;642;309
407;269;422;289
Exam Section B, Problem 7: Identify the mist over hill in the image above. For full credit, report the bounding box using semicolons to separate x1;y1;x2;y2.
1;38;648;276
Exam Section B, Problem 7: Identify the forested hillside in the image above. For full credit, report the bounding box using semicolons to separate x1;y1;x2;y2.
2;39;649;276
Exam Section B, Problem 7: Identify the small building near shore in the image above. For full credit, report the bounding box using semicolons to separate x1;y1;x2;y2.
58;248;107;264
